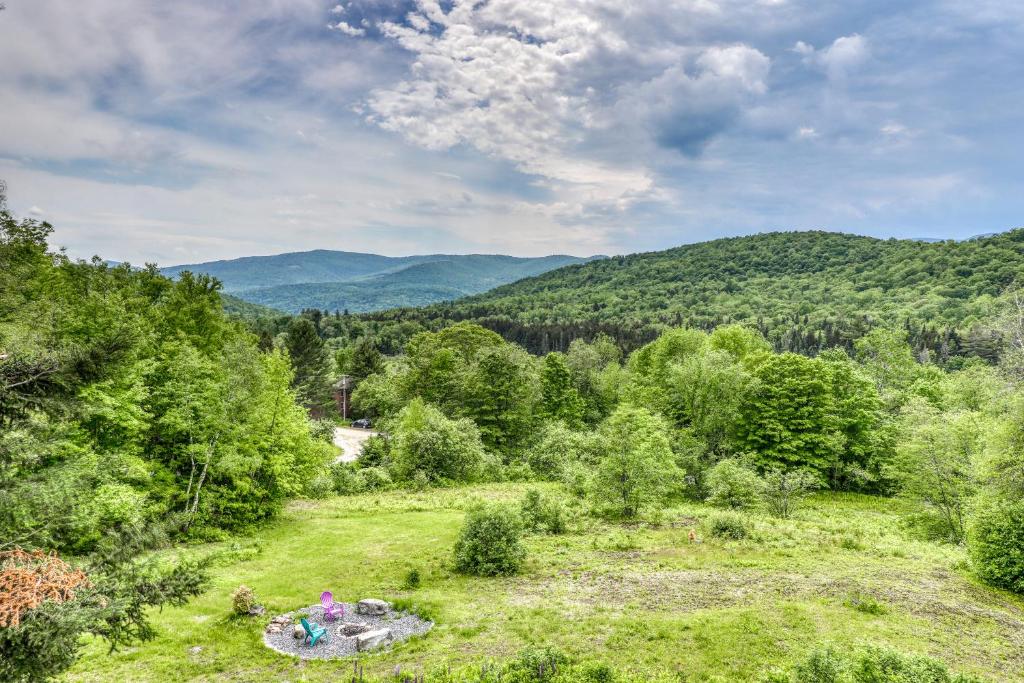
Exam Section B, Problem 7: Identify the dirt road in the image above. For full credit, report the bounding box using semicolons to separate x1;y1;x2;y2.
332;427;377;463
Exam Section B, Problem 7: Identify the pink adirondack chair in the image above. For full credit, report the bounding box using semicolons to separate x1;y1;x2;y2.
320;591;344;622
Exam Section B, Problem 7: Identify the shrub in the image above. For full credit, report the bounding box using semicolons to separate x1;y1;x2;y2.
453;503;526;576
391;398;486;484
706;511;748;540
762;468;820;519
706;459;764;510
402;567;422;590
505;645;570;682
794;646;843;683
969;497;1024;594
91;483;146;528
504;460;535;482
791;645;982;683
358;434;391;469
309;418;336;443
411;470;431;491
330;462;364;495
520;489;568;534
528;422;602;480
356;466;393;492
230;585;257;615
843;592;888;615
304;472;335;499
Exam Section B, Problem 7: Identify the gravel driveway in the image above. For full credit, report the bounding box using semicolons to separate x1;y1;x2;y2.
333;427;377;463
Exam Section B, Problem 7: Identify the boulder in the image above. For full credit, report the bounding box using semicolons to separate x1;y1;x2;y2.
341;621;372;636
293;624;305;639
356;628;392;652
356;598;390;615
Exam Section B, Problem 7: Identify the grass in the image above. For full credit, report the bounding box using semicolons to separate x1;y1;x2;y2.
66;485;1024;682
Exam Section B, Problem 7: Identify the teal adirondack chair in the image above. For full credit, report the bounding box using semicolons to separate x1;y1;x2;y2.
300;617;330;647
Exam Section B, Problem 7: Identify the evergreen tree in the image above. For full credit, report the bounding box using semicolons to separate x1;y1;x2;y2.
284;317;332;410
348;338;385;385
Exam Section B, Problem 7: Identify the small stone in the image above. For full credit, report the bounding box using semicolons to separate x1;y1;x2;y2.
272;614;291;625
293;624;305;639
266;625;281;634
356;598;390;615
340;621;371;636
356;628;392;651
189;646;203;655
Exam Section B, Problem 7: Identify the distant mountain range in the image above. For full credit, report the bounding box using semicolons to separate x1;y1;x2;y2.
158;251;601;314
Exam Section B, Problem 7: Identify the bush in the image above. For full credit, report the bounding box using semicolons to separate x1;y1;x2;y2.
791;645;982;683
528;422;602;480
356;466;393;492
453;503;526;576
504;460;535;482
706;511;748;540
402;567;421;590
843;592;888;615
358;434;391;469
969;497;1024;594
309;418;336;443
330;462;364;495
794;646;843;683
505;645;570;682
520;489;568;534
411;470;431;491
706;459;764;510
91;483;146;528
391;398;486;484
304;472;335;499
762;468;820;519
231;585;257;615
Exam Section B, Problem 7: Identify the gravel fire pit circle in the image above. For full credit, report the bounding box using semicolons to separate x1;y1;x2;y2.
262;601;432;659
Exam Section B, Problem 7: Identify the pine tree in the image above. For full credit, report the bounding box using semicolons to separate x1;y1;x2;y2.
285;318;332;410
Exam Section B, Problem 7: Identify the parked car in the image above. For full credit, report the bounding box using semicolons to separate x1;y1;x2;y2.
351;418;372;429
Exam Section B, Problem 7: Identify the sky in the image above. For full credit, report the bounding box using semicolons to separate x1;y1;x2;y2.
0;1;1022;265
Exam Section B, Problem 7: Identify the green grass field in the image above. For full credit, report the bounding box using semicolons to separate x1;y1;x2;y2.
66;485;1024;682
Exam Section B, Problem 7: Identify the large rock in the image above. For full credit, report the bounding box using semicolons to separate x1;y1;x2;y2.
341;621;372;636
356;598;390;615
356;628;392;652
292;624;305;639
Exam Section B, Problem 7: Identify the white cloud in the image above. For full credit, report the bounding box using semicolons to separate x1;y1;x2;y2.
328;21;365;37
368;1;771;216
796;34;870;79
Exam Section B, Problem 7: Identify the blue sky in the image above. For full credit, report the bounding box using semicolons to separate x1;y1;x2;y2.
0;1;1022;265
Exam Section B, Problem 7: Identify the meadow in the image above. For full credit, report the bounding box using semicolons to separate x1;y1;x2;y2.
66;484;1024;682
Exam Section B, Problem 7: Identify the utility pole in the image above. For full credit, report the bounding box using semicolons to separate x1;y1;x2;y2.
338;375;351;420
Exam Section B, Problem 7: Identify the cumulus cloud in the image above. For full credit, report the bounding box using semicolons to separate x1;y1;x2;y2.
796;33;870;79
0;0;1022;261
367;0;772;216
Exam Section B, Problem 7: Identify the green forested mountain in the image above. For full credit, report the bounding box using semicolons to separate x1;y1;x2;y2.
160;251;597;313
363;230;1024;357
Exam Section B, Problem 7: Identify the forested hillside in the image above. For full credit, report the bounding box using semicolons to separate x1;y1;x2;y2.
161;251;596;314
363;230;1024;357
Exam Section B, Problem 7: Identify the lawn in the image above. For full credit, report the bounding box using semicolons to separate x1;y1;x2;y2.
66;485;1024;682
